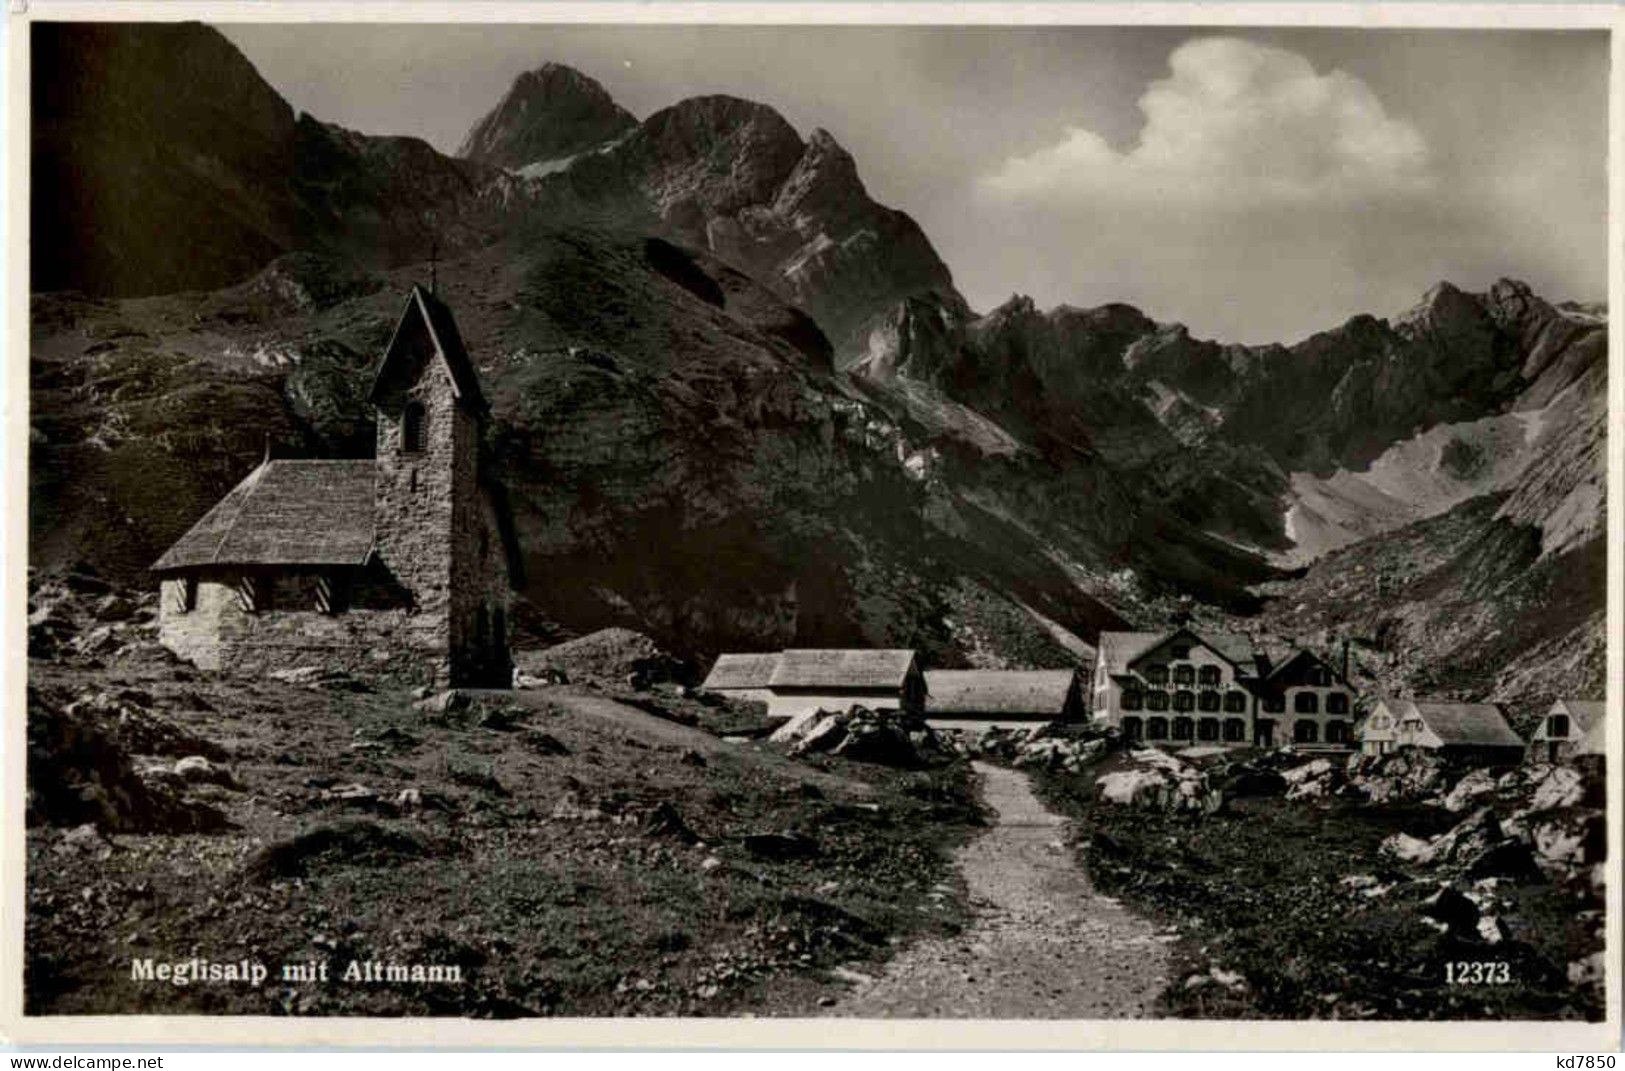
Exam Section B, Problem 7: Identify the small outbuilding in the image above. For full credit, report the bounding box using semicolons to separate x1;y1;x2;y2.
1361;698;1523;765
1526;699;1605;763
763;649;926;722
923;669;1084;730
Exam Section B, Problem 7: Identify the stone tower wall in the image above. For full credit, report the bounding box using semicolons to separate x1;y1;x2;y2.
372;337;466;685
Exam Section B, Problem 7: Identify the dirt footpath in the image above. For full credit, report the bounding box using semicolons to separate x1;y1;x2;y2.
829;761;1170;1018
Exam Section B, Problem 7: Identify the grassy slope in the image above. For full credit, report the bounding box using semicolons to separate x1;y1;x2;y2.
1029;756;1602;1022
26;653;980;1016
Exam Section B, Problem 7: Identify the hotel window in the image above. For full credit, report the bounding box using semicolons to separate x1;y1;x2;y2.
1122;690;1144;711
1147;717;1169;741
1173;664;1195;686
1198;665;1221;686
1295;692;1319;714
1147;692;1170;712
1145;665;1169;686
1224;690;1247;713
1326;692;1349;714
1198;690;1220;712
1172;717;1195;741
1173;690;1195;712
1223;719;1247;742
1197;719;1220;742
1294;720;1319;744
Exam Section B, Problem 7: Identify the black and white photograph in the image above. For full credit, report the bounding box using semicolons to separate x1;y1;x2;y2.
8;5;1618;1046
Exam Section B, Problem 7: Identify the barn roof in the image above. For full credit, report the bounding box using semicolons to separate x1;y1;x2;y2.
702;653;782;690
151;459;375;571
1409;701;1523;748
1554;699;1606;731
769;649;919;690
369;284;488;413
924;670;1077;716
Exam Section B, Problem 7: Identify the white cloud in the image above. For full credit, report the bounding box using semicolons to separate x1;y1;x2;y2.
982;37;1434;207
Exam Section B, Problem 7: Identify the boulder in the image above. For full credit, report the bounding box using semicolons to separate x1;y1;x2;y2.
1440;769;1498;813
91;594;139;622
1528;765;1585;812
1380;833;1435;864
1347;749;1452;804
833;716;917;766
173;755;238;789
1430;807;1504;865
1530;810;1606;868
1464;839;1541;881
1419;886;1479;935
1097;769;1171;808
1217;763;1286;798
796;713;851;756
1282;759;1336;801
770;708;827;745
1567;951;1604;989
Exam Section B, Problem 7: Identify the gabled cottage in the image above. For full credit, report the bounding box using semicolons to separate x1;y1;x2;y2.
762;649;925;722
152;286;516;688
923;670;1084;730
1360;699;1523;765
1526;699;1606;763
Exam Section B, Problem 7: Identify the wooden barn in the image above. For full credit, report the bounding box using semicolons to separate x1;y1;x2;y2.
761;649;926;722
1526;699;1606;763
1359;699;1524;765
923;670;1084;730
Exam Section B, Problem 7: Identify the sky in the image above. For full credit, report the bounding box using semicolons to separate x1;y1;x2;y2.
221;23;1608;344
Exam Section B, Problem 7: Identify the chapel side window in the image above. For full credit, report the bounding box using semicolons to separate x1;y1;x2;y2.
402;401;428;454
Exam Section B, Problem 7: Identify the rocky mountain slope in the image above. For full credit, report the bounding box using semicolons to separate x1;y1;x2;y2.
497;93;964;357
28;23;1606;711
458;63;638;172
32;22;506;298
852;278;1605;561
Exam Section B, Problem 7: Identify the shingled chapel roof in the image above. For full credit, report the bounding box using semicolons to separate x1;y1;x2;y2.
151;460;376;571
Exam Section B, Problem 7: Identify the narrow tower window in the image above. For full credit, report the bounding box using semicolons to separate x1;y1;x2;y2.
402;401;428;454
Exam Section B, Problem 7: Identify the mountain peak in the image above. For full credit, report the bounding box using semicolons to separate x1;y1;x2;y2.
457;62;637;169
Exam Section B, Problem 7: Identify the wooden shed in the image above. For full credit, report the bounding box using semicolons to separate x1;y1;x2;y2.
1526;699;1605;763
923;669;1083;730
1369;699;1524;765
763;649;925;722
